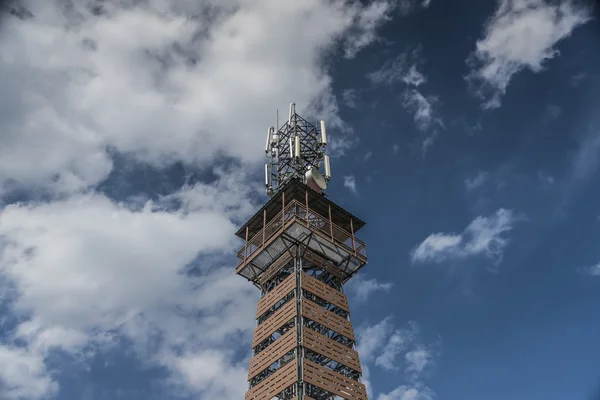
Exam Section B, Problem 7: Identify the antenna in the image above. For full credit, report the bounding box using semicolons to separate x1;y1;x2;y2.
294;135;301;159
320;120;327;144
265;127;272;154
264;102;330;195
264;163;269;187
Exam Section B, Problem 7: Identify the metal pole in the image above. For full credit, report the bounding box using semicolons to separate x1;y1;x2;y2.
350;218;356;256
244;226;249;263
328;204;334;242
262;209;266;246
305;190;309;227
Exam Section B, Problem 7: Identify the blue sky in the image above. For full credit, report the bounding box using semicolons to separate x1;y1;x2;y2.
0;0;599;399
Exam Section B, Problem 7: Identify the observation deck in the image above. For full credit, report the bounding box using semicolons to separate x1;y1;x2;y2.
235;179;367;285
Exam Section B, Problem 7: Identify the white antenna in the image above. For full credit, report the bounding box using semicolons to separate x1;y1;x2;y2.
294;135;301;159
324;155;331;181
320;120;327;144
264;163;269;187
289;137;293;159
265;127;273;154
288;103;295;126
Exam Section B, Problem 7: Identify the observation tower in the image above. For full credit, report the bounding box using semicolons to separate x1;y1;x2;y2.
236;103;368;400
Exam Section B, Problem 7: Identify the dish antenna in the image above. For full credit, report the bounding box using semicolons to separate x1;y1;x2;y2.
305;166;327;193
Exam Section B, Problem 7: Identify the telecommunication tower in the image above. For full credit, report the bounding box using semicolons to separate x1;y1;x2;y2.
236;103;368;400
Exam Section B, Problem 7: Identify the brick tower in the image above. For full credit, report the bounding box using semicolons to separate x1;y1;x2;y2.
236;104;368;400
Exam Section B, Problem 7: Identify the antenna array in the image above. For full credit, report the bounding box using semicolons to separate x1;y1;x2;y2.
264;103;331;196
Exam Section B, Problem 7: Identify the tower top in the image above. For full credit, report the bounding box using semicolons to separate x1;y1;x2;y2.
264;103;331;197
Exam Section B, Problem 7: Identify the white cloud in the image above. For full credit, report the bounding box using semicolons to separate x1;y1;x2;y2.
403;64;427;87
368;51;424;87
588;263;600;276
465;171;489;190
375;324;418;371
364;151;373;161
412;208;517;264
344;175;358;193
396;0;433;15
0;0;392;194
345;274;394;302
405;348;433;375
402;89;442;132
0;1;395;396
343;88;359;108
356;318;438;399
377;384;435;400
537;171;555;185
356;318;393;364
368;51;441;152
343;0;395;58
467;0;590;109
0;345;57;400
0;175;261;398
165;350;249;399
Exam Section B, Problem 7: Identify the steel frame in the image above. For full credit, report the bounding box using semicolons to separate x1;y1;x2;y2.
267;111;325;194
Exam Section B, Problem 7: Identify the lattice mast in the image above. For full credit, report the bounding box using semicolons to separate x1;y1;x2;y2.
265;103;331;197
236;103;369;400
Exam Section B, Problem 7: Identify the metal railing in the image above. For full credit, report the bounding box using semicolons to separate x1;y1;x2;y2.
237;200;366;267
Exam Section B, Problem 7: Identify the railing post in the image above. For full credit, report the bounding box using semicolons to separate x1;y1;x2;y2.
305;190;309;227
262;209;266;246
328;204;334;242
350;218;356;256
244;226;249;263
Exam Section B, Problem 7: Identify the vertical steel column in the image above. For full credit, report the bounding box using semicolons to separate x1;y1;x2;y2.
295;244;304;400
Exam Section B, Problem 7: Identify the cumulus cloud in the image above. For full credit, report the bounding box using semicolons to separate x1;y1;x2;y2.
368;51;425;87
356;318;438;399
368;50;442;151
0;0;392;195
343;0;395;58
0;346;57;400
0;175;261;398
412;208;518;264
345;274;394;302
375;323;419;371
344;175;358;193
465;171;489;190
377;384;435;400
467;0;591;109
0;0;395;397
343;88;360;108
402;89;442;133
587;263;600;276
405;347;434;376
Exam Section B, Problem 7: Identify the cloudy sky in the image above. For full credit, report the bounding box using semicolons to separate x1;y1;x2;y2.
0;0;599;399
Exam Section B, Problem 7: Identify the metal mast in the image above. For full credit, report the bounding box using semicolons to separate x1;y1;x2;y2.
265;103;331;197
237;103;368;400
